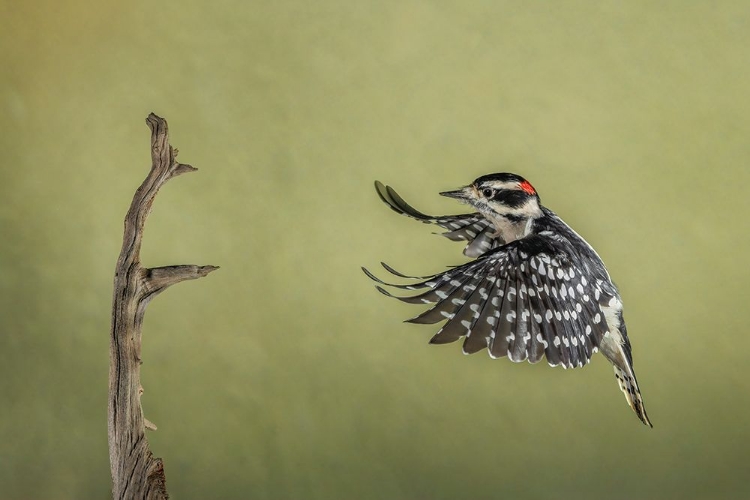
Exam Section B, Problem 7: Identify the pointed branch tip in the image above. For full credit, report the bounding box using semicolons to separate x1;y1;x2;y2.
191;265;220;279
172;163;198;177
141;264;220;295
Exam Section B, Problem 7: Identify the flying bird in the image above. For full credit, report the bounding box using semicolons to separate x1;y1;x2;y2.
363;173;652;427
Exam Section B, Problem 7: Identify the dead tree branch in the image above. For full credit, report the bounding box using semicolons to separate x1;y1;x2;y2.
108;113;218;499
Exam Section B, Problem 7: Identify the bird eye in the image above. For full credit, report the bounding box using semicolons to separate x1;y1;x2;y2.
482;188;494;198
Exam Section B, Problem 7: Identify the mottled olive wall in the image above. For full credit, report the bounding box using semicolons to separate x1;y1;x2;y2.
2;1;749;499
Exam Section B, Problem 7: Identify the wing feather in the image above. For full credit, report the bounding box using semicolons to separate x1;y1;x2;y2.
509;265;530;362
429;277;487;344
525;263;557;365
523;272;545;364
374;181;502;257
409;271;486;325
492;275;517;359
461;274;498;354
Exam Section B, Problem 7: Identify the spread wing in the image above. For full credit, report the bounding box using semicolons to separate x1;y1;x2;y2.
375;181;503;257
363;235;619;369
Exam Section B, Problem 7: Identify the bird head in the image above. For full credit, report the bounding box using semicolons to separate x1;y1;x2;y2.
440;173;542;222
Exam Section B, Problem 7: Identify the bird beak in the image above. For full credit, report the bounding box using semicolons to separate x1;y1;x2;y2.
439;186;472;200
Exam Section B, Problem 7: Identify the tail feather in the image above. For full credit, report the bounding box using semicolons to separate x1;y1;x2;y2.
613;365;652;427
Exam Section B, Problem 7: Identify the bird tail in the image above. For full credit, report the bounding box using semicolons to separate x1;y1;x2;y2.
613;365;652;427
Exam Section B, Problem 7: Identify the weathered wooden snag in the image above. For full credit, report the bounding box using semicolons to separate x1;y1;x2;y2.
108;113;218;499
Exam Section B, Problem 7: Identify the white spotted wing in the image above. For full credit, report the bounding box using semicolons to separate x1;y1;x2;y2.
364;236;618;369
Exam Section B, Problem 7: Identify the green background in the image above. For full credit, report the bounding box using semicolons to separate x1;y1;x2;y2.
2;1;749;499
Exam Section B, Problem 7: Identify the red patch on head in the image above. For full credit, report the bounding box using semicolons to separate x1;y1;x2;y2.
519;180;536;195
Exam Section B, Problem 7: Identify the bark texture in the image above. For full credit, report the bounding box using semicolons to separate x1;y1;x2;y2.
108;113;218;499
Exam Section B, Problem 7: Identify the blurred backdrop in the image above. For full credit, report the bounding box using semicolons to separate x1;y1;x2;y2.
2;1;750;499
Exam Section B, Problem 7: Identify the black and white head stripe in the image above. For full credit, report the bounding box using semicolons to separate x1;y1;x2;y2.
468;174;541;219
363;235;618;369
374;181;504;257
473;175;536;204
